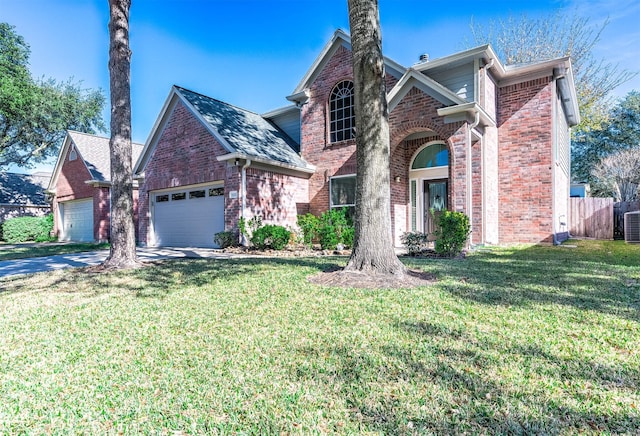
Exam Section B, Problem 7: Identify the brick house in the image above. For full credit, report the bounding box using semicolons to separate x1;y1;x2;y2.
48;131;143;242
135;29;579;248
0;172;51;226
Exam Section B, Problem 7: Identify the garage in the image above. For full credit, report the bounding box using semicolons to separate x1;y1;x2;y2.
60;198;94;242
151;184;225;248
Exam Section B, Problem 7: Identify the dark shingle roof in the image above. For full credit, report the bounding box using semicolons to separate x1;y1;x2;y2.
68;131;144;182
176;87;312;170
0;172;51;206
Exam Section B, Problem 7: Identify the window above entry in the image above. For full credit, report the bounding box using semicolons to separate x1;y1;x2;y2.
411;143;449;169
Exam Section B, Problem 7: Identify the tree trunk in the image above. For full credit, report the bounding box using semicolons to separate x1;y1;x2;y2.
103;0;138;269
344;0;406;276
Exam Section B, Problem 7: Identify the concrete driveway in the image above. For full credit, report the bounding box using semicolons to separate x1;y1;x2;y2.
0;246;243;279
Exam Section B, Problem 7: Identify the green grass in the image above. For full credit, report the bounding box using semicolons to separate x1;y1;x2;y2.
0;239;638;434
0;242;109;261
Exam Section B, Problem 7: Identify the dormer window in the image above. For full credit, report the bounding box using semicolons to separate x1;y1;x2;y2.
329;80;355;143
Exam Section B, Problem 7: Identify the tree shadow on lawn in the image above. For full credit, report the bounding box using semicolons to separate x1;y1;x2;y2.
291;318;639;434
0;256;347;300
417;244;640;323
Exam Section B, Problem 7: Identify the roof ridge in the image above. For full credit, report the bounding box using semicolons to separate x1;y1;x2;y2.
174;85;263;117
68;129;144;147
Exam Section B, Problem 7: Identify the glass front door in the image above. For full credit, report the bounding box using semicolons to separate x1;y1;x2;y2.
423;180;447;235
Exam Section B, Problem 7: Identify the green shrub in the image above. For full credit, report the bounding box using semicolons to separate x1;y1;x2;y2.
250;224;291;250
213;230;238;249
2;214;55;243
341;225;354;249
318;208;353;250
434;211;470;257
296;213;319;247
318;224;339;250
400;232;431;256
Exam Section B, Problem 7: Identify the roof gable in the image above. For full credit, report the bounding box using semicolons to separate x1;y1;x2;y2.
288;29;406;102
388;69;467;111
48;131;144;191
135;86;314;175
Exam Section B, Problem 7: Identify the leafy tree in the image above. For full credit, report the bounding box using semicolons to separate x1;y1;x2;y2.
591;147;640;201
573;91;640;190
467;12;637;130
103;0;137;269
0;22;105;169
344;0;406;276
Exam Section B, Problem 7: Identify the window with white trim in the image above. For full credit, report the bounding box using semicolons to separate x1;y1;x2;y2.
329;81;355;143
330;175;356;209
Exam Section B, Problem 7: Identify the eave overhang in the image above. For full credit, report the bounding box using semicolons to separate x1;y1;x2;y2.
216;152;316;177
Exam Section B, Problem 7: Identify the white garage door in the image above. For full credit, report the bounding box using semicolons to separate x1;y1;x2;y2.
60;199;94;242
152;185;225;248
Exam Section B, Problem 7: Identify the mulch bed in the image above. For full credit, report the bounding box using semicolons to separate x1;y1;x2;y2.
307;267;436;289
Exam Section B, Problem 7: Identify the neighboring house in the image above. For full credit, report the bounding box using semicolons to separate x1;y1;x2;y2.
570;183;591;198
48;131;144;242
134;29;579;248
0;172;51;226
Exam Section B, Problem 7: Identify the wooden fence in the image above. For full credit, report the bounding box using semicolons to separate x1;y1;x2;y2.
569;198;614;239
614;201;640;239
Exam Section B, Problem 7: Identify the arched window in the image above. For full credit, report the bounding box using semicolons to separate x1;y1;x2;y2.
411;143;448;169
329;81;354;143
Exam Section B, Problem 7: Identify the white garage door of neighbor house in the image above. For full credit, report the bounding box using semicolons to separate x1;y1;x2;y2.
152;185;225;248
61;199;94;242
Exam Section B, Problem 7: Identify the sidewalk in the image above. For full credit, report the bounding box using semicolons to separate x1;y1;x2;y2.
0;247;243;279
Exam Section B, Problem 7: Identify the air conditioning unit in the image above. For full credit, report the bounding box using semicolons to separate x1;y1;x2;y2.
624;211;640;243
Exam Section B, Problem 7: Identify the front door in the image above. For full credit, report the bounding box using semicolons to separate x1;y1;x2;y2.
423;180;447;235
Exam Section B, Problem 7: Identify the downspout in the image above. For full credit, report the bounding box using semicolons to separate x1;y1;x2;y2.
241;159;252;246
551;73;559;245
482;58;495;245
467;111;480;246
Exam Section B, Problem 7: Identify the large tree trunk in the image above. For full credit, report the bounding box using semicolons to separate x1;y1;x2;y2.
344;0;406;276
103;0;138;269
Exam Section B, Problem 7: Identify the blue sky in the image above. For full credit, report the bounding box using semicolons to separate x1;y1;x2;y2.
2;0;639;173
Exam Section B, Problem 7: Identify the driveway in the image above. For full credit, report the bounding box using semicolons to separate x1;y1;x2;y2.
0;247;243;279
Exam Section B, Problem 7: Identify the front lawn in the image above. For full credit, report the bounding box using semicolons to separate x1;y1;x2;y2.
0;240;638;433
0;242;109;261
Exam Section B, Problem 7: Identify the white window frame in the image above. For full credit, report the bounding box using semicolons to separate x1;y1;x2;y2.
329;174;356;209
329;81;355;143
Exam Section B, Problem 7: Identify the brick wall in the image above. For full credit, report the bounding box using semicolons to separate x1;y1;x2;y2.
138;100;234;245
301;45;477;244
244;167;309;229
301;45;401;218
53;145;98;240
498;77;554;243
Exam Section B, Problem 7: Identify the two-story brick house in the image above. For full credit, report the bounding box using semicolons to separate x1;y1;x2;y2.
134;29;579;248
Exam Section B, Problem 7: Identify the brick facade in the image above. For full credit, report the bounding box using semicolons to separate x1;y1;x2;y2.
133;35;575;247
497;77;555;244
138;101;309;245
53;144;140;243
138;101;231;245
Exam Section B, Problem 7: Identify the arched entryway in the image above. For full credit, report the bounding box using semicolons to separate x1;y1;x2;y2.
409;141;449;234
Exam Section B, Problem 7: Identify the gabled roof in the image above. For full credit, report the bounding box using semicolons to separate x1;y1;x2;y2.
135;86;315;175
0;172;51;206
413;44;580;126
287;29;407;103
387;68;467;111
48;131;144;192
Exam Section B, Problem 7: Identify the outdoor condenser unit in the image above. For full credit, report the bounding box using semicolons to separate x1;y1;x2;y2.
624;211;640;243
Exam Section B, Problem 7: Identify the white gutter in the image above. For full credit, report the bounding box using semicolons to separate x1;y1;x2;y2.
216;152;316;175
241;159;252;246
482;59;495;245
467;112;480;246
